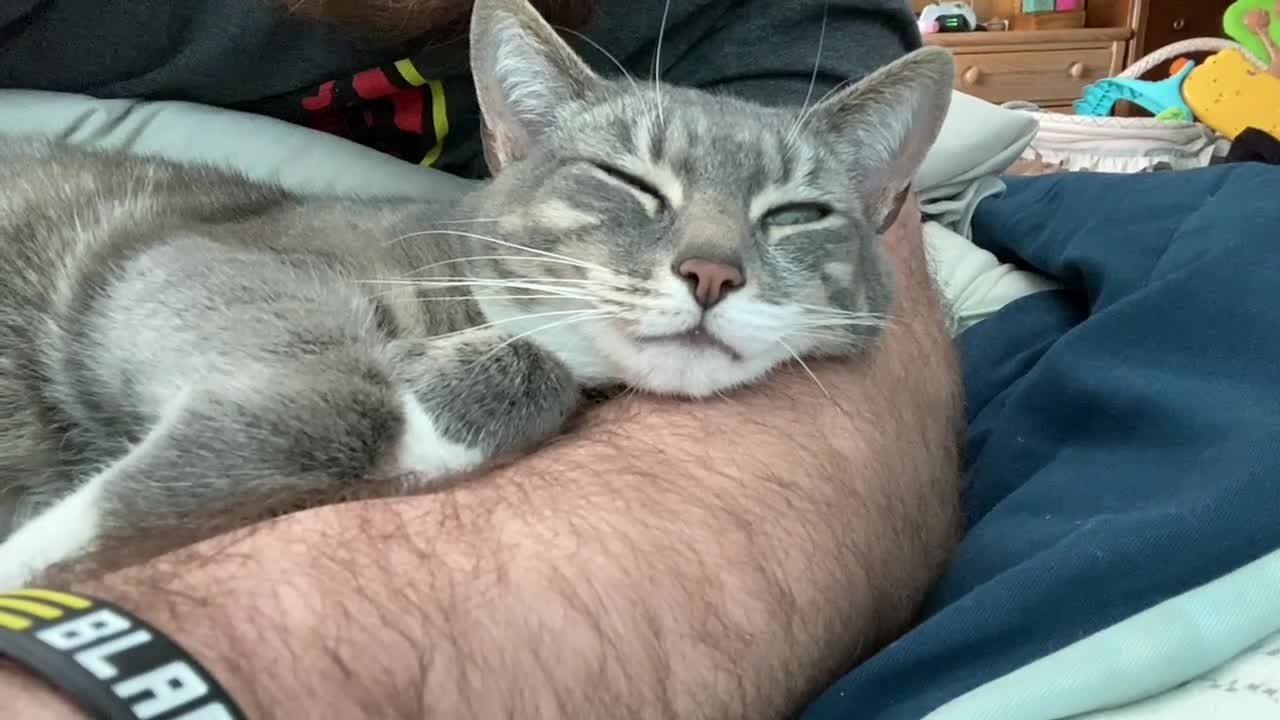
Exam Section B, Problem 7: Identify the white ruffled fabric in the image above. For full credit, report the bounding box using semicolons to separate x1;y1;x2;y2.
1002;104;1229;174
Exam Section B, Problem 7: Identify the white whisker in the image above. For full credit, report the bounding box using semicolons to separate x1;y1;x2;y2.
785;76;855;152
778;339;832;401
793;302;891;316
385;294;588;304
468;310;615;367
787;0;830;145
362;279;600;305
428;308;603;342
795;319;893;330
403;254;612;277
382;218;505;245
652;0;673;126
363;276;617;290
395;229;617;276
786;331;861;345
555;25;640;95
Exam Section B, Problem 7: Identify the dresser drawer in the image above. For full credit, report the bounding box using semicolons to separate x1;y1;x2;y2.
953;46;1116;105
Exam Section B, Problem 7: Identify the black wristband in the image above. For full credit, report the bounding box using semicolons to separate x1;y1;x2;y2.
0;588;247;720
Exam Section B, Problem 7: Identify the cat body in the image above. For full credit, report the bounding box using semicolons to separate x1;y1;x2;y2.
0;0;954;585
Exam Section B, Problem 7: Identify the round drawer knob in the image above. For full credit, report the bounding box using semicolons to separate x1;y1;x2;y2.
962;66;982;85
1172;17;1186;31
1068;62;1086;79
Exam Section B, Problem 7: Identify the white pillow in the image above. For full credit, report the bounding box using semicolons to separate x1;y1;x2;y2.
918;91;1039;191
915;91;1040;236
0;90;474;201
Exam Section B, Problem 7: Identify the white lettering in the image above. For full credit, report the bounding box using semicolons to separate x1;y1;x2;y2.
113;660;210;720
73;629;153;680
35;609;130;651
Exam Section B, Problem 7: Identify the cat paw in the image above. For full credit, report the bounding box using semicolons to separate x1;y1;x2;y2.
0;546;41;591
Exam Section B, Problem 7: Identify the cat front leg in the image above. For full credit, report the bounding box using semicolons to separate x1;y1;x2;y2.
0;462;114;590
0;360;413;586
385;330;581;484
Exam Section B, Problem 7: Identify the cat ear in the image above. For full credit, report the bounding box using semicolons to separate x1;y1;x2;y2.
469;0;603;173
808;47;955;232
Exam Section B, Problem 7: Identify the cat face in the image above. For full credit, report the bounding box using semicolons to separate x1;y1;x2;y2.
454;0;953;397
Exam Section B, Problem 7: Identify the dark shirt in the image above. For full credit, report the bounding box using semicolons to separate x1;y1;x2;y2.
0;0;920;177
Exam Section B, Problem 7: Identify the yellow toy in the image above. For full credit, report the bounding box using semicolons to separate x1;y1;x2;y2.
1182;48;1280;141
1177;2;1280;140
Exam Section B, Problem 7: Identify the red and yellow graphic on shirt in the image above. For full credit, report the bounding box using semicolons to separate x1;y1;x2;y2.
299;58;451;167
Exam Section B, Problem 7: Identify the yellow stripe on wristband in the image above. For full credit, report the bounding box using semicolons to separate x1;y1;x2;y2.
0;610;32;630
0;597;63;619
2;589;93;610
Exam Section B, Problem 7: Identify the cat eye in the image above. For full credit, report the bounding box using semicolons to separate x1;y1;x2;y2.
588;162;667;208
762;203;832;228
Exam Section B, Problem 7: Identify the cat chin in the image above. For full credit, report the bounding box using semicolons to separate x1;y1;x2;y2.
604;340;778;399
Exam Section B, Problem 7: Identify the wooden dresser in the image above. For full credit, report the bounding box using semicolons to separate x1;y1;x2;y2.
914;0;1234;112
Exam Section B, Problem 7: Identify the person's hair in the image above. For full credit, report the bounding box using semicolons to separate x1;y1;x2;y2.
281;0;598;41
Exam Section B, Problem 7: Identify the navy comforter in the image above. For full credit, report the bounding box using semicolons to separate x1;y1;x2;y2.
804;163;1280;719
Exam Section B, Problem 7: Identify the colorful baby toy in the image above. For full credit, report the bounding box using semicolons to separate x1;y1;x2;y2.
1073;60;1196;119
1072;1;1280;141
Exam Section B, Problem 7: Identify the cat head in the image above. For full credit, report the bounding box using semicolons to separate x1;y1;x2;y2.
455;0;953;397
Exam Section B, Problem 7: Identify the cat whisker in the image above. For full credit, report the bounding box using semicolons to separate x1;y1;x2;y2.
786;0;831;146
394;229;618;277
398;274;621;285
402;254;616;277
555;25;641;95
777;339;833;401
363;278;614;297
793;320;896;333
652;0;673;125
793;302;892;317
786;331;862;345
433;283;598;304
785;76;855;153
361;283;595;305
426;308;604;342
467;310;616;368
794;319;893;330
385;294;591;304
381;218;506;245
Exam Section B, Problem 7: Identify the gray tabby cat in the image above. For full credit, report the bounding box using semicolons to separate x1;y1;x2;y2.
0;0;953;587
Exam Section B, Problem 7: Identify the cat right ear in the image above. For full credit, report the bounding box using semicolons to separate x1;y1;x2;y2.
470;0;603;174
807;47;955;233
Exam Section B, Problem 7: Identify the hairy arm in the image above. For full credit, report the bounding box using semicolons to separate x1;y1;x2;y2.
1;203;961;719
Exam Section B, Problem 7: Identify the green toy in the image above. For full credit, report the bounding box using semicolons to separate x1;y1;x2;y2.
1224;0;1280;66
1154;107;1189;122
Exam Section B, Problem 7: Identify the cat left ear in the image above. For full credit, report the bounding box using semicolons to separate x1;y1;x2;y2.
808;47;955;233
470;0;603;174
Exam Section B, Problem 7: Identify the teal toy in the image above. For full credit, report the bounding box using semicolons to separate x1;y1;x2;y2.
1073;60;1196;118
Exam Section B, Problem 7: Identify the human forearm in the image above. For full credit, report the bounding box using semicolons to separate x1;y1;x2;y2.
1;210;961;719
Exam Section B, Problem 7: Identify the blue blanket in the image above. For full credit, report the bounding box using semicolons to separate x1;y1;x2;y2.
803;163;1280;719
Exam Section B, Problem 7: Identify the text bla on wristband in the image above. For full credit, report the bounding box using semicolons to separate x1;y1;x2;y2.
0;588;247;720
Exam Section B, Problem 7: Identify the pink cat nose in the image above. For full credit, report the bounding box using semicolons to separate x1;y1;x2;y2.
675;258;745;308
